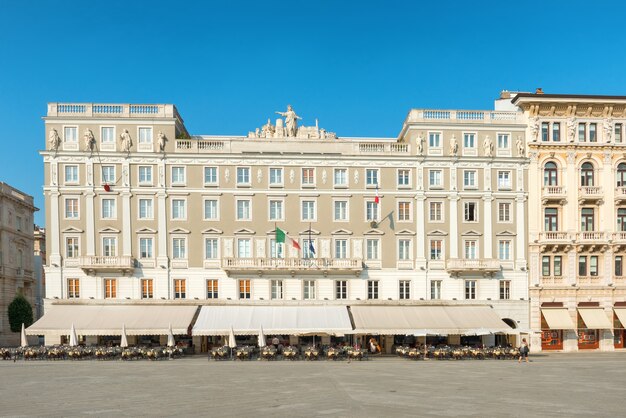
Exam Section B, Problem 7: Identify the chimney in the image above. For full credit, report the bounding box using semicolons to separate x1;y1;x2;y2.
535;88;544;94
500;90;511;99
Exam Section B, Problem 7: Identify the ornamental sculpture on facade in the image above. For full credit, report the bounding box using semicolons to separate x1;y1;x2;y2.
449;134;458;156
248;105;337;139
120;129;133;152
158;131;167;152
603;117;613;143
48;128;60;151
483;135;493;157
567;117;577;142
83;129;95;152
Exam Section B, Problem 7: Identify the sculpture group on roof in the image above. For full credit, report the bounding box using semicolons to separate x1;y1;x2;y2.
249;105;337;140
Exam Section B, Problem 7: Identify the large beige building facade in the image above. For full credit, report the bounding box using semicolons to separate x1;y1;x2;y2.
35;100;530;350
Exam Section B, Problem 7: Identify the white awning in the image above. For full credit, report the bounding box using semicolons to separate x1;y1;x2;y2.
192;306;353;336
26;305;198;336
349;305;512;335
615;308;626;328
578;309;612;329
541;308;576;330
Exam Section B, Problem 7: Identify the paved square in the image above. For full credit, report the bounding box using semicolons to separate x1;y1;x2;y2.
1;353;624;417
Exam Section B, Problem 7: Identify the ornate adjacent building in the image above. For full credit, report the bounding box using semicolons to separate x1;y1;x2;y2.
515;93;626;351
0;183;38;346
33;100;529;350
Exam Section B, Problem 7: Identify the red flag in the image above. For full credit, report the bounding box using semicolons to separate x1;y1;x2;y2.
374;184;380;204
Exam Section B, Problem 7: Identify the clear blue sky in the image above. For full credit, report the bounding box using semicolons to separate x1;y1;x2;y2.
1;0;626;225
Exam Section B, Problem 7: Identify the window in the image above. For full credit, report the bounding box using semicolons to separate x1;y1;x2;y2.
497;171;511;190
367;280;379;300
207;280;218;299
239;280;251;300
497;133;510;148
430;240;443;260
463;133;476;149
138;127;152;143
65;198;78;219
366;201;378;221
554;256;562;276
618;208;626;231
102;166;115;184
429;202;443;221
269;239;284;259
589;123;597;142
399;280;410;300
366;169;379;186
542;256;551;276
204;167;218;185
581;208;595;231
139;199;153;219
398;239;411;260
67;279;80;299
541;122;549;142
65;165;78;183
498;202;511;222
269;200;283;221
616;256;623;277
464;202;477;222
104;279;117;299
398;202;411;221
236;200;251;220
578;123;586;142
544;162;558;186
430;280;442;300
334;201;348;221
302;168;315;186
580;162;594;186
101;127;114;143
463;171;477;189
172;167;186;185
269;168;283;185
429;132;441;148
578;256;587;276
366;239;379;260
204;199;218;220
552;123;560;142
101;199;116;219
334;168;347;186
590;255;599;276
138;166;152;184
173;238;186;259
302;200;316;221
544;208;558;231
16;216;23;232
205;238;218;259
142;279;153;299
498;240;511;260
237;238;251;258
66;237;79;258
464;240;478;259
172;199;186;220
429;170;442;188
174;279;186;299
397;169;410;186
499;280;511;300
616;124;623;143
237;167;250;185
102;237;117;257
139;237;153;259
303;280;316;300
617;163;626;187
64;126;77;142
335;280;347;300
271;280;284;300
465;280;476;300
335;239;347;259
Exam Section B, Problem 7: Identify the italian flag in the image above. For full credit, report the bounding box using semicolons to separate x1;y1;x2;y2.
374;184;380;204
275;226;301;250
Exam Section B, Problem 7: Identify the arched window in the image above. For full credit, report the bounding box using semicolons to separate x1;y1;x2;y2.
617;163;626;187
543;162;558;186
581;162;594;187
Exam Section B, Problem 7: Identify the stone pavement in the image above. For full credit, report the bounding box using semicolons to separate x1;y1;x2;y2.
0;353;624;417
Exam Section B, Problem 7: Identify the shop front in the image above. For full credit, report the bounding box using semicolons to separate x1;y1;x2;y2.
614;308;626;349
577;308;612;350
540;308;576;351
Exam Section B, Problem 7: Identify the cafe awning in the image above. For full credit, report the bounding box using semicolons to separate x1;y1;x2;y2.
615;308;626;328
541;308;576;330
578;309;612;329
26;304;198;336
349;305;512;335
192;306;353;336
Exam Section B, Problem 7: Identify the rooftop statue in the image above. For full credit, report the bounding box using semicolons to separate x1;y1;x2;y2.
275;105;302;137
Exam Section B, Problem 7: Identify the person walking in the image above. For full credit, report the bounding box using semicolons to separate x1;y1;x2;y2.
518;338;530;363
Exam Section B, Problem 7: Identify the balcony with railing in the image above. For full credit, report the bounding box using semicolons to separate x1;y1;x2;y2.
406;109;524;124
576;231;608;242
445;259;501;274
356;143;410;154
538;231;573;243
175;139;226;152
612;232;626;243
79;256;135;275
577;276;602;286
614;276;626;286
578;186;603;202
48;103;178;119
540;276;565;286
616;187;626;203
541;186;567;203
222;257;363;276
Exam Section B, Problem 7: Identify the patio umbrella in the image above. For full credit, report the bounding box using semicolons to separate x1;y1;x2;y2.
69;323;78;347
120;324;129;348
20;323;28;348
167;323;175;347
258;325;266;348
